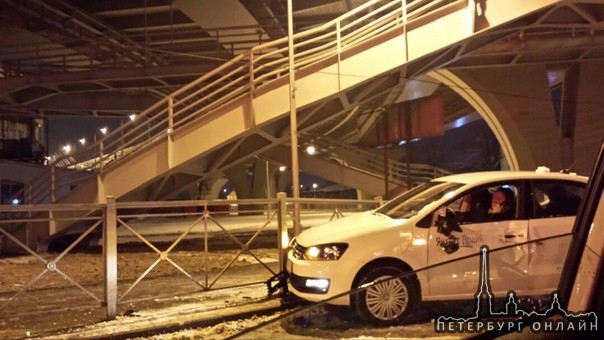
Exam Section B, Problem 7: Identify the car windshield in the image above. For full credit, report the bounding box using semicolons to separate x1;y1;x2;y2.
375;181;463;219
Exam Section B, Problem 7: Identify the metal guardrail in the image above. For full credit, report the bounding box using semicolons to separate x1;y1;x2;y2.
0;195;380;321
306;134;452;187
17;0;465;205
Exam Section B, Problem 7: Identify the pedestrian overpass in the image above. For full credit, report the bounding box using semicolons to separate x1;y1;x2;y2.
13;0;596;242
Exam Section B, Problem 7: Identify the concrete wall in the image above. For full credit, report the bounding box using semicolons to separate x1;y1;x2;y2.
436;61;603;176
572;61;604;176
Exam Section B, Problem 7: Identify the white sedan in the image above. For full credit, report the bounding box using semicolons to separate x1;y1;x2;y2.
286;170;587;325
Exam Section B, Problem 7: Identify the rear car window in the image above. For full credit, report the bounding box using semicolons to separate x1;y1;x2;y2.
531;180;585;218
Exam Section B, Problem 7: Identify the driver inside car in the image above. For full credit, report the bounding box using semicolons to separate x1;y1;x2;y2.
456;190;491;224
487;186;515;221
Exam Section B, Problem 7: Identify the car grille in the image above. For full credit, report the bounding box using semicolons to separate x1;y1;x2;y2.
292;240;306;260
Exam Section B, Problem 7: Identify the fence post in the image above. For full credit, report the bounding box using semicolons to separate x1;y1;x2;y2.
103;196;117;320
276;192;288;275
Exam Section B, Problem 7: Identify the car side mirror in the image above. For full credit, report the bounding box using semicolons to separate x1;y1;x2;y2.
436;208;463;235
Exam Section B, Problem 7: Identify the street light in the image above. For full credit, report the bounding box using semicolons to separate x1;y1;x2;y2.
99;127;108;135
79;138;86;146
62;144;72;154
306;145;317;155
129;114;137;121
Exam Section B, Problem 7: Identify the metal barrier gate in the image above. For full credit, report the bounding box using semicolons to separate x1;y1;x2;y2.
0;194;379;321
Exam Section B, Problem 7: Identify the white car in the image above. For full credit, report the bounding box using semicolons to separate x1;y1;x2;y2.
286;170;588;325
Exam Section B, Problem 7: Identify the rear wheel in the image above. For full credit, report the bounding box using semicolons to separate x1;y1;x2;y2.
354;266;417;326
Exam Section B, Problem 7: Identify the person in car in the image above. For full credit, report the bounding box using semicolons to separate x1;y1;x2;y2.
457;190;491;224
488;186;515;221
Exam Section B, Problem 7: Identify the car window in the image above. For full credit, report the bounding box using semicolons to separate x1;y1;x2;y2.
531;180;585;218
375;181;463;219
440;183;519;224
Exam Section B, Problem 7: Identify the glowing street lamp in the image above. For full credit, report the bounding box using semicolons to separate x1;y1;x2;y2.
62;144;72;154
79;138;86;146
306;145;316;155
129;114;137;121
99;127;108;135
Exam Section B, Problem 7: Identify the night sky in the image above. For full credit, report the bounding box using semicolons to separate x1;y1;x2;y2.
46;115;130;155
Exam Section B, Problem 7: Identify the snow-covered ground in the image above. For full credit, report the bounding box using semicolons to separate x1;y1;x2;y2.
1;246;462;340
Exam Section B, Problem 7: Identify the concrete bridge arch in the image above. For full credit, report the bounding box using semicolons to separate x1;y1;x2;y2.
429;61;602;176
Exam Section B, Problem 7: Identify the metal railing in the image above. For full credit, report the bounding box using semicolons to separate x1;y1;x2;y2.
0;195;380;321
17;0;464;205
305;134;451;187
1;21;297;77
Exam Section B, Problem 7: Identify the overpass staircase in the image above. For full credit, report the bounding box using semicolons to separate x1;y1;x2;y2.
260;134;450;197
9;0;567;248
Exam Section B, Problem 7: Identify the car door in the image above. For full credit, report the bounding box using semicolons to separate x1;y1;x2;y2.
427;182;529;299
527;179;586;293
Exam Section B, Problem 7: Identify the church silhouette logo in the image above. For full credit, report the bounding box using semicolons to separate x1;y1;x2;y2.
435;245;598;334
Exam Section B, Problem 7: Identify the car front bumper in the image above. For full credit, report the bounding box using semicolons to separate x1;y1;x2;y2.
286;250;357;306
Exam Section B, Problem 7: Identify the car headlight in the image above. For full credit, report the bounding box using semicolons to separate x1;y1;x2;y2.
304;243;348;261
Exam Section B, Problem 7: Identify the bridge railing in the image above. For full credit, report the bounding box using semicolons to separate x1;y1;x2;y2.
17;0;464;205
306;134;452;187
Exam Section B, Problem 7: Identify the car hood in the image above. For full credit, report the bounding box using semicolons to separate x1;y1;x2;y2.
295;211;407;246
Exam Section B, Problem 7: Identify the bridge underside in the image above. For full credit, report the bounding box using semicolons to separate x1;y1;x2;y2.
125;59;604;203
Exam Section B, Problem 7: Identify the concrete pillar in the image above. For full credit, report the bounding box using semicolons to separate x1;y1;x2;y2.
276;169;291;195
252;159;278;199
571;61;604;175
223;167;253;199
223;159;281;200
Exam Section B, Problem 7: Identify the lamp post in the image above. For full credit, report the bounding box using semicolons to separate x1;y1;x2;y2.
287;0;301;235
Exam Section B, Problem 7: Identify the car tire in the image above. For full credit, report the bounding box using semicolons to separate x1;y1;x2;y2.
354;266;417;326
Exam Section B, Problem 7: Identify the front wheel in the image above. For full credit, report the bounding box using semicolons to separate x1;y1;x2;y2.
354;266;417;326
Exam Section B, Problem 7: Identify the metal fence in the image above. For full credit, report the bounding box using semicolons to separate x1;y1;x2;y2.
0;194;379;321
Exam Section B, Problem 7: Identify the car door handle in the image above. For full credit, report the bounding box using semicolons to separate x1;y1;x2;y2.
504;234;516;239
